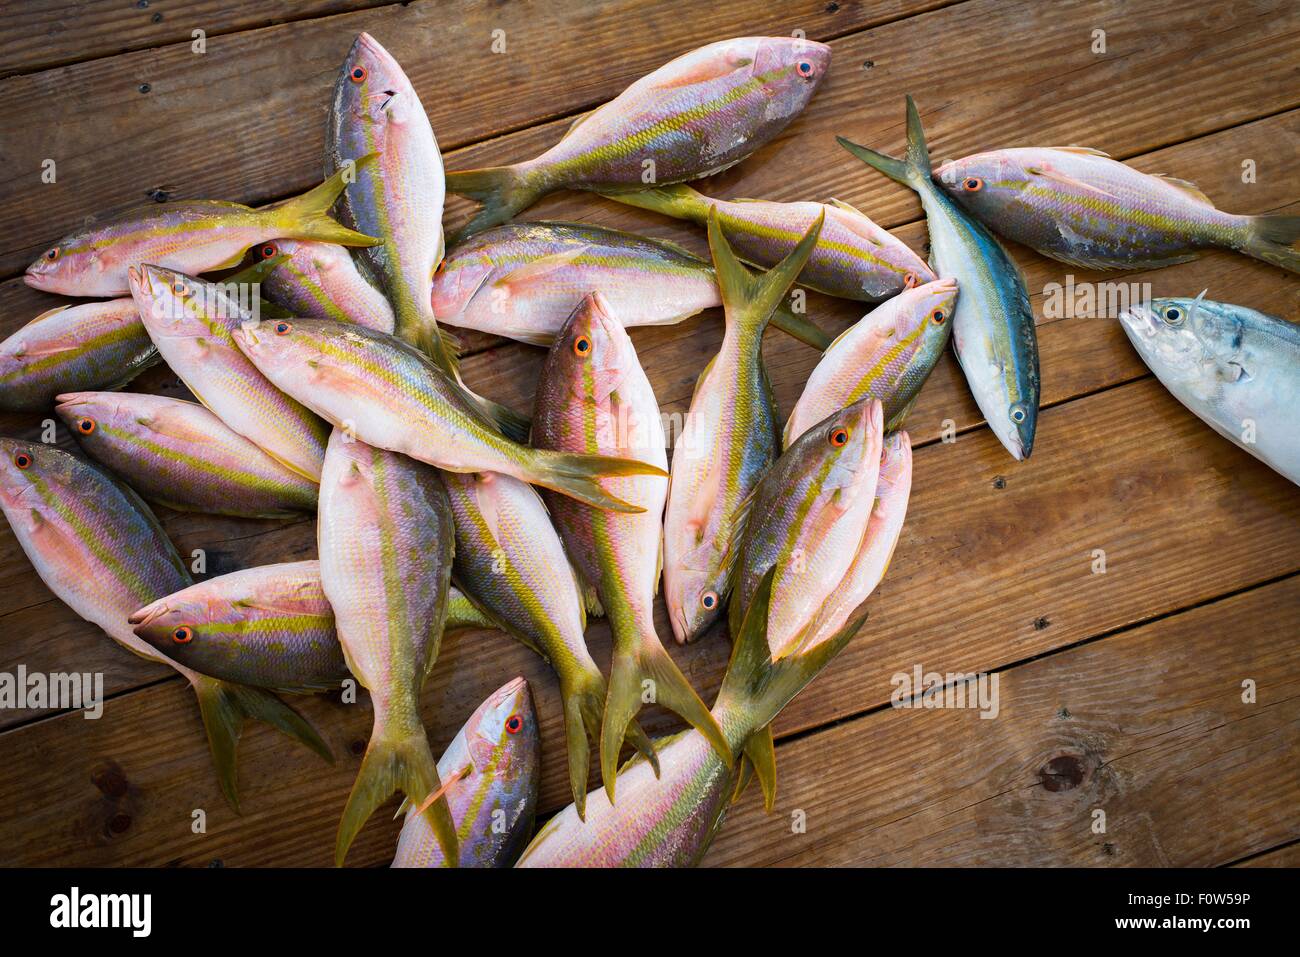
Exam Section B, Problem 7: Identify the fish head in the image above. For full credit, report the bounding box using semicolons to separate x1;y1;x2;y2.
1120;295;1231;397
816;395;885;494
464;676;539;778
751;36;831;105
549;292;630;403
24;220;121;294
933;150;1031;216
0;437;80;513
129;265;247;339
232;316;339;381
128;586;216;659
876;430;914;500
335;33;419;127
665;552;727;645
898;276;959;356
430;243;495;323
53;392;126;446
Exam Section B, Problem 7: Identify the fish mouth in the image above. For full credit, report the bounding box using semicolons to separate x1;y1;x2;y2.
234;321;262;350
127;600;167;628
1118;303;1158;339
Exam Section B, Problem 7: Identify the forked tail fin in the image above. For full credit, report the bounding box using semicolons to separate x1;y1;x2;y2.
1243;214;1300;274
560;666;659;819
189;674;333;813
526;450;667;514
836;94;932;190
708;206;824;340
446;165;547;243
273;155;382;248
335;725;458;867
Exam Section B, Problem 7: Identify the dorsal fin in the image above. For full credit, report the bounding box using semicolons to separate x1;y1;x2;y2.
1044;145;1112;158
1151;173;1217;208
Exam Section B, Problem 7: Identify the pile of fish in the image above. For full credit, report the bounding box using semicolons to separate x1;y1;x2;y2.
1;30;1296;869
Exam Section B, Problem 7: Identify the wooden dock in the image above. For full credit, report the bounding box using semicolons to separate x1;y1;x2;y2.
0;0;1296;867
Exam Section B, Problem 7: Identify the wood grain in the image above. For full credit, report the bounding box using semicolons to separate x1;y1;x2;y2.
702;575;1300;867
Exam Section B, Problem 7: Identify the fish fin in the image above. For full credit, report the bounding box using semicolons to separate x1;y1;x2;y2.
189;674;333;814
411;319;463;379
1243;214;1300;274
527;450;666;513
446;165;546;242
494;247;591;292
707;206;824;339
885;395;920;432
470;389;532;443
770;299;832;350
742;724;778;811
562;669;660;817
445;586;497;631
836;94;931;188
1046;249;1200;271
731;752;755;803
599;624;731;802
1044;145;1112;158
573;564;605;619
600;184;711;224
1027;165;1117;199
1151;173;1216;207
335;727;458;867
224;253;291;286
274;155;382;248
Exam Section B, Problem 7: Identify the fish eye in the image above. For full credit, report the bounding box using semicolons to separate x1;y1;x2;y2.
701;591;718;610
350;65;367;83
170;278;187;296
930;308;947;325
829;427;850;447
172;626;193;644
1010;404;1027;424
45;247;59;261
274;321;293;335
76;417;96;435
505;714;523;735
796;60;815;77
573;334;592;356
259;243;278;260
13;451;33;470
962;177;984;192
903;272;919;289
1162;306;1186;325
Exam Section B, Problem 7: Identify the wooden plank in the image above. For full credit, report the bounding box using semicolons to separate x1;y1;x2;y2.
0;1;393;77
0;0;951;276
702;576;1300;867
2;374;1297;865
1234;841;1300;867
2;106;1296;724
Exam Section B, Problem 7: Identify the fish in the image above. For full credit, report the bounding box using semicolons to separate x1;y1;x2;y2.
24;162;379;297
1119;295;1300;486
55;391;317;518
516;566;871;866
446;36;831;239
393;676;540;868
128;265;331;481
129;561;345;692
933;147;1300;274
443;469;654;815
730;396;884;664
532;291;731;796
318;429;459;866
0;438;331;811
231;316;666;513
784;278;958;445
608;184;936;300
327;33;451;367
431;221;830;349
248;239;396;333
0;299;159;412
663;209;824;645
839;96;1040;461
795;431;913;649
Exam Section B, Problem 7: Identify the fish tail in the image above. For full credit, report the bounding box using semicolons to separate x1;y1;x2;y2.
708;205;825;341
714;568;870;759
189;674;333;814
335;724;458;867
402;297;463;378
600;615;731;802
770;302;833;350
446;164;546;243
1242;214;1300;274
741;724;778;811
836;94;931;189
273;154;383;248
602;183;712;223
525;450;667;513
468;387;532;443
563;666;660;817
445;587;496;631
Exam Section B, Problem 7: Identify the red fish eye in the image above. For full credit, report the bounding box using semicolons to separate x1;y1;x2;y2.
573;335;592;356
930;308;947;325
505;714;523;734
46;248;59;261
172;626;192;644
350;65;367;83
76;417;96;435
796;61;815;77
829;427;849;447
274;321;292;335
171;278;187;296
963;177;984;192
13;451;32;470
903;272;919;289
259;243;278;260
701;591;718;610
